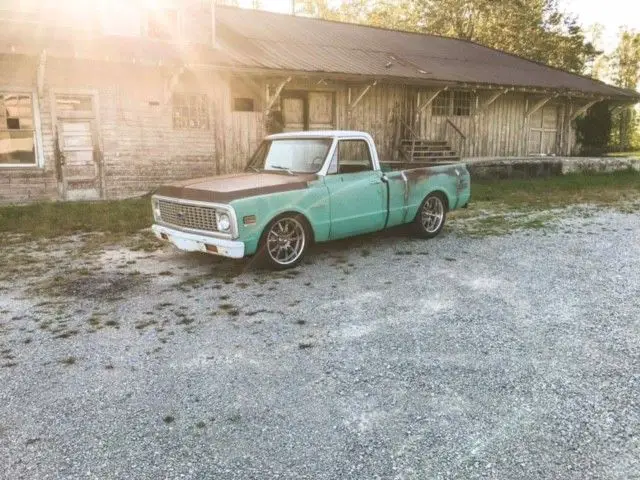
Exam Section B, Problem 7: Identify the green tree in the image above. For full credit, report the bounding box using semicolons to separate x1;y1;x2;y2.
610;28;640;150
575;101;612;155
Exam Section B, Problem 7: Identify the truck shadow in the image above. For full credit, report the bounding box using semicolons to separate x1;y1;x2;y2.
179;225;421;277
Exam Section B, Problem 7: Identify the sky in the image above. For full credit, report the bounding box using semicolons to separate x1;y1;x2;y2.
559;0;640;52
237;0;640;54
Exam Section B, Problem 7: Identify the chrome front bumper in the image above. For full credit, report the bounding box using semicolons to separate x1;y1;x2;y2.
152;224;245;259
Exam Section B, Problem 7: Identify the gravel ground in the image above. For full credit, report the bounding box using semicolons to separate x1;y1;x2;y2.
0;207;639;479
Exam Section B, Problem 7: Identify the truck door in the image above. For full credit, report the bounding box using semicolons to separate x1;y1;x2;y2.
324;139;386;239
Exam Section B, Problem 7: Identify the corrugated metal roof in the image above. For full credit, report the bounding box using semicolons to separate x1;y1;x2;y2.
0;5;636;100
216;6;638;100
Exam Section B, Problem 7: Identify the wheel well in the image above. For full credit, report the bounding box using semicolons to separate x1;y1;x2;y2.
427;190;450;209
414;190;450;223
260;211;315;245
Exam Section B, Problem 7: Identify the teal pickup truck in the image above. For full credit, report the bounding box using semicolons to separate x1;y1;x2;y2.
152;131;470;269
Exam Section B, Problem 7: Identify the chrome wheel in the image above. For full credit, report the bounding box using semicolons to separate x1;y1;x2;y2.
421;195;445;233
266;217;306;266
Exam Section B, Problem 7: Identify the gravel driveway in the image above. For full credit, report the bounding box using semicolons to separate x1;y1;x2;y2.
0;207;638;479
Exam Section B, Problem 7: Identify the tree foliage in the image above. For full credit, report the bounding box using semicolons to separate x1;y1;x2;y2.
575;101;612;155
309;0;598;74
610;28;640;150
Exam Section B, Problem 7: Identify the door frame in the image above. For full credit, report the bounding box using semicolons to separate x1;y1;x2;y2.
50;89;104;199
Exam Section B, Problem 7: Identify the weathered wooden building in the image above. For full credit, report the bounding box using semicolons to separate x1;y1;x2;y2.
1;2;638;202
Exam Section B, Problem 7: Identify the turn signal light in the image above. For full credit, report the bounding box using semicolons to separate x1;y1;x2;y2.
243;215;257;225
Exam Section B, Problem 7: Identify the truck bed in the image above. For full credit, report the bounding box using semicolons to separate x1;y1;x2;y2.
379;160;463;171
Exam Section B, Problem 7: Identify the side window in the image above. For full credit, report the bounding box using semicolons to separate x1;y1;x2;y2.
337;140;372;174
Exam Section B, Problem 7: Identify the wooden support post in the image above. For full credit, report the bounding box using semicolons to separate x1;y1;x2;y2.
414;87;447;128
474;87;510;117
525;93;558;118
36;49;47;98
417;87;446;115
570;97;602;121
349;80;377;111
265;76;292;114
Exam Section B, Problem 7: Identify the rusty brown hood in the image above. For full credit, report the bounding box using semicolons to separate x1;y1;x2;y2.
154;172;318;203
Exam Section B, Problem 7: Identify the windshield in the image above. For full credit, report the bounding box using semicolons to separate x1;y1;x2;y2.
247;138;332;174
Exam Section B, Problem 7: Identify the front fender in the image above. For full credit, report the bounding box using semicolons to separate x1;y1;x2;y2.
230;183;330;255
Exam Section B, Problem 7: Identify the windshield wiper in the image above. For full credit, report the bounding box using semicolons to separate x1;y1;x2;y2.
270;165;294;175
246;165;261;172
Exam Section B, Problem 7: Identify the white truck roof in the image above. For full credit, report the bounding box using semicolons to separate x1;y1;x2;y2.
266;130;374;141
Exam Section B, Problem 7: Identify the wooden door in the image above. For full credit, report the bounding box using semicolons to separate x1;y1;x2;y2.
55;94;101;200
57;119;100;200
308;92;334;130
282;95;306;132
528;105;558;155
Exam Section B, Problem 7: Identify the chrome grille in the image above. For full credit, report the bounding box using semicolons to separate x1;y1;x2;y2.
158;200;218;232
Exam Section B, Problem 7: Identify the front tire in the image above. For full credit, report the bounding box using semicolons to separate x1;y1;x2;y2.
257;214;309;270
414;192;447;238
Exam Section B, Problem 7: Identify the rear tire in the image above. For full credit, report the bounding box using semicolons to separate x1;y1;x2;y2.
257;214;309;270
413;192;447;239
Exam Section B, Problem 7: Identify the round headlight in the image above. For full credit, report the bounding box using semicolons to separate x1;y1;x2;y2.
218;213;231;232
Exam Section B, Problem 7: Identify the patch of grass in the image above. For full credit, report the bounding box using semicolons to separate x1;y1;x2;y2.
135;320;156;330
360;249;371;257
0;196;152;241
604;151;640;158
163;415;175;424
195;421;206;429
451;211;560;237
471;170;640;209
59;356;77;366
54;329;79;339
298;342;314;350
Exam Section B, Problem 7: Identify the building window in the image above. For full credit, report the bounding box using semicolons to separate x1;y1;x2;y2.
452;91;472;116
147;9;179;40
431;91;473;117
172;93;209;130
233;97;255;112
0;93;36;165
